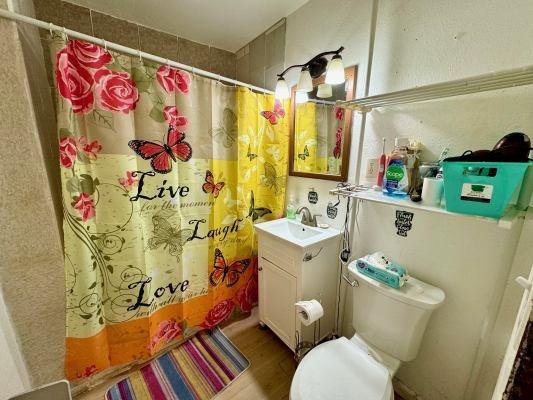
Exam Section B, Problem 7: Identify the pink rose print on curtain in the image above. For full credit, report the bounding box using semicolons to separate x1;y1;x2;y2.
94;70;139;113
56;49;94;113
202;299;235;328
163;106;188;129
156;65;191;94
59;137;78;168
174;70;191;94
67;40;112;69
76;364;98;379
236;261;258;312
77;136;102;160
335;107;344;121
72;193;96;222
333;127;343;159
149;319;182;351
119;171;139;191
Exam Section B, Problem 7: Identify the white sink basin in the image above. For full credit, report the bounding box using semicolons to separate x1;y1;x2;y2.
255;218;341;248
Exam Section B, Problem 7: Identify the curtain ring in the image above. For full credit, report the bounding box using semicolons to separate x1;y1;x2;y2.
62;26;69;40
138;49;142;62
217;74;222;84
191;67;196;79
48;22;54;37
101;39;107;51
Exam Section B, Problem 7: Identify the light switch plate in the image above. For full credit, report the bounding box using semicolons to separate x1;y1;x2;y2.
366;158;378;178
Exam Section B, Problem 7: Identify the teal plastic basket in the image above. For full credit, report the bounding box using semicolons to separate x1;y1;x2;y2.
442;161;530;218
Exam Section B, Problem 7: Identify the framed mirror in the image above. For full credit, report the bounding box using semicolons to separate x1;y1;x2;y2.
289;66;356;181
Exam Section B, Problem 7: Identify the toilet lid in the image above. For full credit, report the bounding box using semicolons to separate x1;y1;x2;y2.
290;337;392;400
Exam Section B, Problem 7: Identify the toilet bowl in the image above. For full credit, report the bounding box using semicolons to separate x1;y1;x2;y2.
290;336;394;400
290;263;445;399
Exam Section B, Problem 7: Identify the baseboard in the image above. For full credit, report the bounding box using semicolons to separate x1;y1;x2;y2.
393;377;422;400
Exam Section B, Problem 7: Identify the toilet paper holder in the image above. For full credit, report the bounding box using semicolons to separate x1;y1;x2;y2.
294;297;324;364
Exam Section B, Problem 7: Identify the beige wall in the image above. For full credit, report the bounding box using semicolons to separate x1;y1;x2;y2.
236;19;286;91
33;0;236;89
0;0;65;388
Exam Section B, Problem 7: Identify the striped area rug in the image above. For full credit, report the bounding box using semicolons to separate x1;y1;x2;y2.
105;328;250;400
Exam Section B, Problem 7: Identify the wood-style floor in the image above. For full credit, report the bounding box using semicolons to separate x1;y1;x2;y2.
76;309;404;399
76;309;294;400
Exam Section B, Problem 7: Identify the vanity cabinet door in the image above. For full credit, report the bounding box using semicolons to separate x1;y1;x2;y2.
259;257;297;350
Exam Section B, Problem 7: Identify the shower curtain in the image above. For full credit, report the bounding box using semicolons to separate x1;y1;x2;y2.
51;36;289;380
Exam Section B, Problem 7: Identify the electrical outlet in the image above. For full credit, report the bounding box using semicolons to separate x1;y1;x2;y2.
366;158;378;178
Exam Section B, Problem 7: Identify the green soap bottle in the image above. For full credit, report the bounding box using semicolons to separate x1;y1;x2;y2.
286;196;297;219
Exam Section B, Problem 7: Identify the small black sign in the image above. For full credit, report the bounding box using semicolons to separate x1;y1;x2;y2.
395;210;414;237
308;190;318;204
327;202;338;219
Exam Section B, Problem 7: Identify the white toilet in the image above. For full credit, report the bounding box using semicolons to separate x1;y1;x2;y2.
290;261;446;400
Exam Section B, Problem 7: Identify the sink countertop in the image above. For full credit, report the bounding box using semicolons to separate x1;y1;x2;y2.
254;218;341;249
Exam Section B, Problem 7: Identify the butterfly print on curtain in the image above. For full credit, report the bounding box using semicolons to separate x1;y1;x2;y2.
261;162;284;194
247;191;272;222
210;107;238;148
128;125;192;174
298;144;309;160
202;170;225;198
209;248;250;287
147;210;193;261
260;99;285;125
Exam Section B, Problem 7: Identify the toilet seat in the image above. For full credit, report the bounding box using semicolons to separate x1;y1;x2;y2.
290;337;393;400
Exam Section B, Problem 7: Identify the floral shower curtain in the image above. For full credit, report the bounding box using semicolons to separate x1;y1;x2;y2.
51;36;289;380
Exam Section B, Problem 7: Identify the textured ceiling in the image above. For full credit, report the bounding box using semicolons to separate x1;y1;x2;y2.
65;0;309;52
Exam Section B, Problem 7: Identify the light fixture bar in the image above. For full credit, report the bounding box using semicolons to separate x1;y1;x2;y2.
277;46;344;78
337;65;533;111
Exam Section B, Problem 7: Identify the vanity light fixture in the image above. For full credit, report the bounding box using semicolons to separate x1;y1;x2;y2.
297;67;313;92
325;54;345;84
274;46;345;99
274;77;291;99
316;83;333;98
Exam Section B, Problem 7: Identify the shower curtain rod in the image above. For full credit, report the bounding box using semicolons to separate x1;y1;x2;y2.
0;8;274;95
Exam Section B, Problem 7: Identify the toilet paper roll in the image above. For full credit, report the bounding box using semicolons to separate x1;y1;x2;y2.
421;177;444;207
295;300;324;326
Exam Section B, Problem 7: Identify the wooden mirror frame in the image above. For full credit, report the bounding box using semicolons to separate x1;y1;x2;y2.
288;65;356;181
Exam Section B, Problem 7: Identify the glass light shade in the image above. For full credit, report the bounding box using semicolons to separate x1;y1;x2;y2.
325;55;345;84
316;83;333;98
295;91;309;104
274;77;290;99
297;68;313;92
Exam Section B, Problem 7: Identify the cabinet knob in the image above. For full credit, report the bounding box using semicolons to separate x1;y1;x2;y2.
258;267;263;271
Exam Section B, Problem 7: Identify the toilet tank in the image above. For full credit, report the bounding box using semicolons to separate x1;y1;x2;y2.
348;262;445;362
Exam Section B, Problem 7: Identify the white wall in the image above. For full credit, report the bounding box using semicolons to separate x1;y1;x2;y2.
0;288;29;399
471;210;533;400
284;0;533;399
361;0;533;187
285;0;374;230
346;202;524;400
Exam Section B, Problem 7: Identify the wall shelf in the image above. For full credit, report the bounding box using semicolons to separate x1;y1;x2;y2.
329;185;524;229
336;64;533;112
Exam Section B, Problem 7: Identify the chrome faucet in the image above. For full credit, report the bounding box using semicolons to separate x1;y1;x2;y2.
296;206;321;227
